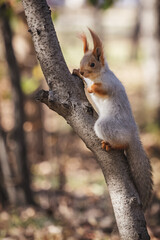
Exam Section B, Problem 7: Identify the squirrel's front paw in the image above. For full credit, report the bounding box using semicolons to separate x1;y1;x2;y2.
72;69;79;75
72;69;84;80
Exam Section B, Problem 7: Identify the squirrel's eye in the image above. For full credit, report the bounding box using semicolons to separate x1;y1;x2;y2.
90;62;95;68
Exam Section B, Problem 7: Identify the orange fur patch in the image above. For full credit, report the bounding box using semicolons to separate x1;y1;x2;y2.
89;83;108;96
112;144;128;151
79;33;89;53
101;141;128;152
84;71;101;80
87;86;93;93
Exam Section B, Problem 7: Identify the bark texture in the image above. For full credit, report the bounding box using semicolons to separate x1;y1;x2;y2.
22;0;150;239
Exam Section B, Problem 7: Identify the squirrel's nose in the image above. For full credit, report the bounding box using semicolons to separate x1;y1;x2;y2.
80;71;84;76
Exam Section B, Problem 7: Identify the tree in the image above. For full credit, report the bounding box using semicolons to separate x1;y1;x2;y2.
140;0;160;124
0;3;34;205
0;127;17;206
0;129;9;208
22;0;150;239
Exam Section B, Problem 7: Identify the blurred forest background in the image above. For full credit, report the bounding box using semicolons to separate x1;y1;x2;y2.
0;0;160;239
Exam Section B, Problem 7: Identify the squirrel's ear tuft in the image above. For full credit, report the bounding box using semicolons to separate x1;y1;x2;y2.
88;28;104;65
79;33;89;53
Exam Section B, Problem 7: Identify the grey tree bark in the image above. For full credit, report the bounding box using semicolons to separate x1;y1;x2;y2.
22;0;150;239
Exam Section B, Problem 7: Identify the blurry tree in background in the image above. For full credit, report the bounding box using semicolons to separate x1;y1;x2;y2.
139;0;160;126
0;3;34;205
88;0;117;41
0;128;10;206
0;127;17;206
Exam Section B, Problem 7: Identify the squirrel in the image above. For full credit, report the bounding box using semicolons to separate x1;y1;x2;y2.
73;28;153;211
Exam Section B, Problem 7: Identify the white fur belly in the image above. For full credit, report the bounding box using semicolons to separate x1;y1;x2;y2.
84;78;99;113
90;94;104;114
91;94;113;118
84;77;111;115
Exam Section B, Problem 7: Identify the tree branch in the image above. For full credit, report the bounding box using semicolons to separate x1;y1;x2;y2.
22;0;150;239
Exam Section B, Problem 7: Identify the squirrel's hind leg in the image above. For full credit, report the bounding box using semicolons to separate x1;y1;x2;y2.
112;144;128;151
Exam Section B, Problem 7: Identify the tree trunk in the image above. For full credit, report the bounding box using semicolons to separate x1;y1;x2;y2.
0;3;34;205
0;164;8;208
0;128;17;205
22;0;150;239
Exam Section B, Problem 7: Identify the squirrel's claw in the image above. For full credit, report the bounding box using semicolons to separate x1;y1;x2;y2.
101;141;112;151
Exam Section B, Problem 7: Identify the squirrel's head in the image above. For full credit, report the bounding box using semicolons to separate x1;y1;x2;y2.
79;29;105;81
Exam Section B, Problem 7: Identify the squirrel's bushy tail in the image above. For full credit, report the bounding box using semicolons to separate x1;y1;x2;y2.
126;135;153;211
